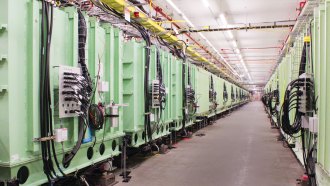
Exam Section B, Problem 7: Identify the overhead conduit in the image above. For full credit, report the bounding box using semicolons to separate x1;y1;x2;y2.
100;0;241;86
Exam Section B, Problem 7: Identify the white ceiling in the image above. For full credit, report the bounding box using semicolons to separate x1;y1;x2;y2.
153;0;300;88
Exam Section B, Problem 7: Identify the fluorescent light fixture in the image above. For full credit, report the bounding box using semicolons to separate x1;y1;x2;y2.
206;39;213;47
232;40;238;48
165;0;241;79
201;0;210;7
227;31;234;39
219;14;228;26
248;74;252;81
239;59;252;81
198;33;207;40
165;0;182;15
235;49;240;54
182;15;195;27
165;0;195;27
239;55;243;60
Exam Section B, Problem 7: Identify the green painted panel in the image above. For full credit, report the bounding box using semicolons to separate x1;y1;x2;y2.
195;68;210;116
87;18;125;144
122;42;172;145
214;75;223;114
183;62;196;127
122;41;146;146
0;3;123;185
160;50;173;125
324;0;330;172
171;57;183;131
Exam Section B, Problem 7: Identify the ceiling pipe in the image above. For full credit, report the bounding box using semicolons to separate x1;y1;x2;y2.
221;46;281;51
178;24;295;34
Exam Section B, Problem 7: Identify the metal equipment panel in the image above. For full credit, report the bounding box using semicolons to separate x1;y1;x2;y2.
0;3;124;185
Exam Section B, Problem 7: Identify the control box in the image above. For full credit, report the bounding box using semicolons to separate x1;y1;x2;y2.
309;116;318;134
151;80;161;108
54;128;68;143
59;66;82;118
298;73;312;114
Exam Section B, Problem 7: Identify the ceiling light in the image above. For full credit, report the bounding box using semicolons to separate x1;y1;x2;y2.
182;15;195;27
201;0;210;7
206;39;212;47
227;31;234;39
198;33;207;40
232;40;238;48
248;74;252;81
219;14;228;26
165;0;182;15
235;49;240;54
165;0;241;79
165;0;195;27
239;55;243;60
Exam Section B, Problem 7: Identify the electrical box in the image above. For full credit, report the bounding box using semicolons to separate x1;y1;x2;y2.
298;73;311;114
110;105;119;128
59;66;82;118
98;81;109;92
150;113;155;122
151;80;161;108
309;116;318;134
54;128;68;143
301;116;309;129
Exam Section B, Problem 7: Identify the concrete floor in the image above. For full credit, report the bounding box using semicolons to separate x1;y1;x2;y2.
116;101;304;186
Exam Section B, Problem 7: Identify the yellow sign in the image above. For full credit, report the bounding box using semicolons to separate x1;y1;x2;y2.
304;36;311;43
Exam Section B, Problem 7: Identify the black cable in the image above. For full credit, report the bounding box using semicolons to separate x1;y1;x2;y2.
40;2;52;181
182;57;187;131
40;2;67;182
92;2;155;143
279;38;316;185
62;9;93;169
231;85;235;101
156;49;166;111
88;104;104;130
47;3;66;177
63;117;88;168
209;75;217;111
223;83;228;103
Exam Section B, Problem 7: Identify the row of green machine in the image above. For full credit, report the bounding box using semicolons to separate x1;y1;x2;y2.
263;1;330;185
0;1;250;185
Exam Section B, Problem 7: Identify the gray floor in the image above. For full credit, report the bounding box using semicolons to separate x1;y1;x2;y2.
116;101;304;186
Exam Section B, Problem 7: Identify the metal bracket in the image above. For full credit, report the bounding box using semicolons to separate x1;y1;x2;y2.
0;24;7;32
105;103;129;108
0;85;8;93
105;114;120;118
0;55;7;62
33;136;55;142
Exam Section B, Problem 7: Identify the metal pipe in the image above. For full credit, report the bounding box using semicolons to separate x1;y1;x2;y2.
221;46;281;51
179;24;295;34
